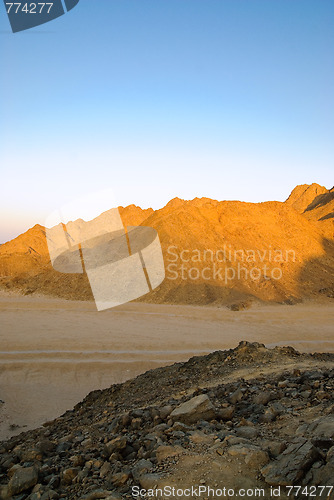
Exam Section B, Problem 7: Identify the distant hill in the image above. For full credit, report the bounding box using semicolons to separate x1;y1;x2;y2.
0;185;333;305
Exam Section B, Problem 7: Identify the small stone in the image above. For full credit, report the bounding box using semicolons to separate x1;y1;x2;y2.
229;388;243;404
266;441;287;457
253;392;272;405
81;438;93;448
316;391;329;401
20;448;43;462
36;439;55;455
218;406;235;421
100;461;112;478
131;418;142;430
69;455;85;467
159;405;173;419
326;446;334;463
62;468;79;485
236;427;258;439
109;471;130;487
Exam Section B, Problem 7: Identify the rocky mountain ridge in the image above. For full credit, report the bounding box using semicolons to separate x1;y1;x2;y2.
0;184;333;305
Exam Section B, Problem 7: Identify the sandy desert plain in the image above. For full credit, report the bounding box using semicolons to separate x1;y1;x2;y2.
0;290;333;441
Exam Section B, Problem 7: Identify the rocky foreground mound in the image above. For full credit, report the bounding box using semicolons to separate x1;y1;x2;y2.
1;341;334;499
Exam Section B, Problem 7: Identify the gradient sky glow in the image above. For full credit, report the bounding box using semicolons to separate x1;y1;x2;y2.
1;0;333;242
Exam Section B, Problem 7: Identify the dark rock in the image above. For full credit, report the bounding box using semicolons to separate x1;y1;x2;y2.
261;439;321;485
131;459;153;481
229;388;243;404
48;475;60;489
327;446;334;463
36;440;56;456
311;463;334;486
253;392;273;405
131;418;142;430
236;426;258;439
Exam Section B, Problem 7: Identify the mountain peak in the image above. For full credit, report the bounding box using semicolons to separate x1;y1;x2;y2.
165;197;186;208
285;183;328;213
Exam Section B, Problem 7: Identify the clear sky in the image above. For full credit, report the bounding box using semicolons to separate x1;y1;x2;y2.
1;0;333;242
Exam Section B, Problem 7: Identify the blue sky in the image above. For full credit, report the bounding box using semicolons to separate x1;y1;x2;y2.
1;0;333;242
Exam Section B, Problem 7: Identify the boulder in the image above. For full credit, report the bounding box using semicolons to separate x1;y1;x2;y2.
104;436;127;457
7;465;38;496
170;395;216;424
261;439;321;486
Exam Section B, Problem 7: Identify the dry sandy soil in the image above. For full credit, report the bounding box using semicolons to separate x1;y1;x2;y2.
0;292;333;441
